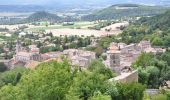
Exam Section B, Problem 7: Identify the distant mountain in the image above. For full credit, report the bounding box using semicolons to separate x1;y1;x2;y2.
82;4;170;21
1;0;170;13
23;11;62;23
0;11;78;25
0;5;46;12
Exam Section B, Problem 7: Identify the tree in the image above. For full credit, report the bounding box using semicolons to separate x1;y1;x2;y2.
0;67;27;88
115;83;145;100
88;59;115;79
146;66;160;88
167;91;170;100
67;71;109;100
0;61;73;100
161;51;170;65
0;60;146;100
94;47;103;57
0;62;7;72
138;67;149;85
68;59;115;100
133;52;154;68
151;37;163;46
163;35;170;47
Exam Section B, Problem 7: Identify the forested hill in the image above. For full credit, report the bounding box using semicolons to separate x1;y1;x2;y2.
137;10;170;31
120;9;170;47
22;11;62;23
82;4;170;21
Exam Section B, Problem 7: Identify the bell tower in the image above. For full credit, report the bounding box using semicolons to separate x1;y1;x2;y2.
16;40;22;54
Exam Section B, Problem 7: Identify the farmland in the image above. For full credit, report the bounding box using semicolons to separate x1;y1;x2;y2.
45;22;128;37
25;21;97;31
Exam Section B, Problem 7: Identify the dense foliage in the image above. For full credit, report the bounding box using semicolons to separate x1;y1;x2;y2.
0;11;77;25
120;10;170;47
82;4;169;21
0;60;145;100
133;51;170;88
0;67;27;88
0;62;7;72
23;11;62;23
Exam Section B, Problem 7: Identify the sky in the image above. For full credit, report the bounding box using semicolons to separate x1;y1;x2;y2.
0;0;168;5
0;0;116;5
0;0;47;5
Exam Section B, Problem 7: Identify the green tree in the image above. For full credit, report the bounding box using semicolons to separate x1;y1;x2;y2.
0;61;73;100
138;67;149;85
116;83;145;100
68;71;108;100
152;37;163;46
0;67;27;88
146;66;160;88
133;52;154;68
0;62;7;72
88;59;115;79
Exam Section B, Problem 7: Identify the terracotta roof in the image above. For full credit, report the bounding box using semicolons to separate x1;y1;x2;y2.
71;56;88;61
107;50;121;54
109;45;119;50
16;52;31;57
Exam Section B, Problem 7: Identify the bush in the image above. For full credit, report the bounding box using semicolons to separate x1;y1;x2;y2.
0;62;7;72
115;82;145;100
167;92;170;100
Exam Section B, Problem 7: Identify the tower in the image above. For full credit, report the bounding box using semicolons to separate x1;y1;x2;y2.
107;51;121;68
16;40;22;54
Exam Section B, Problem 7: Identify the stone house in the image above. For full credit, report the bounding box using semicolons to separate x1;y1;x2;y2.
109;70;138;83
7;40;41;68
63;49;96;68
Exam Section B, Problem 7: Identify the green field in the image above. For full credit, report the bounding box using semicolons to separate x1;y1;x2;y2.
25;21;97;31
152;94;167;100
143;92;168;100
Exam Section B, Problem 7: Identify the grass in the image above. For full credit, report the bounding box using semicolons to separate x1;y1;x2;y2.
152;94;167;100
143;92;150;100
143;92;168;100
25;21;97;31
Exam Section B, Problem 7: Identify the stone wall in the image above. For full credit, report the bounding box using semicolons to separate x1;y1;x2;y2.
112;70;138;83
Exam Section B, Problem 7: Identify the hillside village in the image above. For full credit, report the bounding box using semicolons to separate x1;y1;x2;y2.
2;37;165;84
0;2;170;100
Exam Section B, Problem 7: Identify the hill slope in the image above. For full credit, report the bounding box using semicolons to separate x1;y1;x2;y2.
0;11;77;25
138;10;170;31
120;9;170;47
0;5;45;12
23;11;62;23
82;4;170;21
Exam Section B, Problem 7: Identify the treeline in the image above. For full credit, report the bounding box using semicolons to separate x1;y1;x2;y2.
0;60;145;100
82;4;169;21
119;9;170;90
120;10;170;48
133;51;170;88
20;33;91;54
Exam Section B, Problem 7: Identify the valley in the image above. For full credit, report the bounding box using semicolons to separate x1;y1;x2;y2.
0;1;170;100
